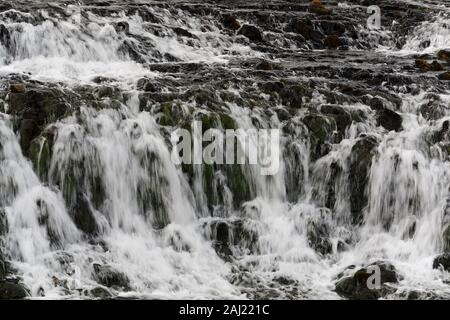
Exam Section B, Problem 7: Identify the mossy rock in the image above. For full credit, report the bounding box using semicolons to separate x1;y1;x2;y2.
349;135;379;225
302;113;335;160
29;136;51;182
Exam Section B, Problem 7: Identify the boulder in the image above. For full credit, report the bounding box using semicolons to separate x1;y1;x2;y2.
222;15;240;31
438;72;450;81
255;60;273;71
92;264;131;291
376;108;402;132
335;261;398;300
433;253;450;271
430;60;444;71
310;2;332;15
0;281;29;299
349;135;378;225
415;59;431;72
323;35;341;49
437;49;450;62
285;18;324;44
238;24;263;42
10;83;26;93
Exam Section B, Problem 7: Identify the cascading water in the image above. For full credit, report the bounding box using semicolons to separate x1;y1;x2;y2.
0;0;450;300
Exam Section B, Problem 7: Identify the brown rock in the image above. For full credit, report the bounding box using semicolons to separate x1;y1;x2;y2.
256;60;273;71
438;72;450;81
415;59;431;72
310;2;332;15
430;60;444;71
437;49;450;62
324;35;341;49
222;15;240;31
10;83;26;93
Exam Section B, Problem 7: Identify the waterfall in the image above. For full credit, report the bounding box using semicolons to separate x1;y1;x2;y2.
0;0;449;300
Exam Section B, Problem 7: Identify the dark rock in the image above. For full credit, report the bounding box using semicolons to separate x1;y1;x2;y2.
433;253;450;271
349;135;378;225
323;35;341;49
415;59;431;72
113;21;129;33
173;27;196;39
70;193;98;236
286;18;324;44
238;24;263;42
443;225;450;252
88;287;113;299
222;15;240;31
255;60;273;71
320;104;353;140
303;113;335;160
430;60;444;71
137;78;157;92
0;24;10;49
310;2;332;15
307;216;332;255
0;281;29;299
438;72;450;81
437;49;450;62
376;108;402;132
93;264;131;290
335;261;398;300
10;84;26;93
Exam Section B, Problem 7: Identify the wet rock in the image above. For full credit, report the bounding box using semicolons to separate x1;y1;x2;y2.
307;216;332;255
93;264;131;291
415;59;431;72
208;219;259;261
320;104;353;140
376;108;402;132
303;113;335;160
238;24;263;42
0;24;10;50
255;60;273;71
221;15;240;31
443;225;450;252
113;21;129;34
69;193;98;236
88;287;113;299
310;2;332;15
0;281;29;299
335;261;398;300
430;61;444;72
137;78;157;92
323;35;341;49
349;135;378;225
437;49;450;62
280;84;313;109
433;253;450;271
419;94;447;121
286;18;324;44
173;27;196;39
438;72;450;81
10;83;26;94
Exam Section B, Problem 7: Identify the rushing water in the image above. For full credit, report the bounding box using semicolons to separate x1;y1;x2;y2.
0;0;450;299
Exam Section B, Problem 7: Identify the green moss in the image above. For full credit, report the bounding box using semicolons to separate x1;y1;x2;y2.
29;136;51;182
